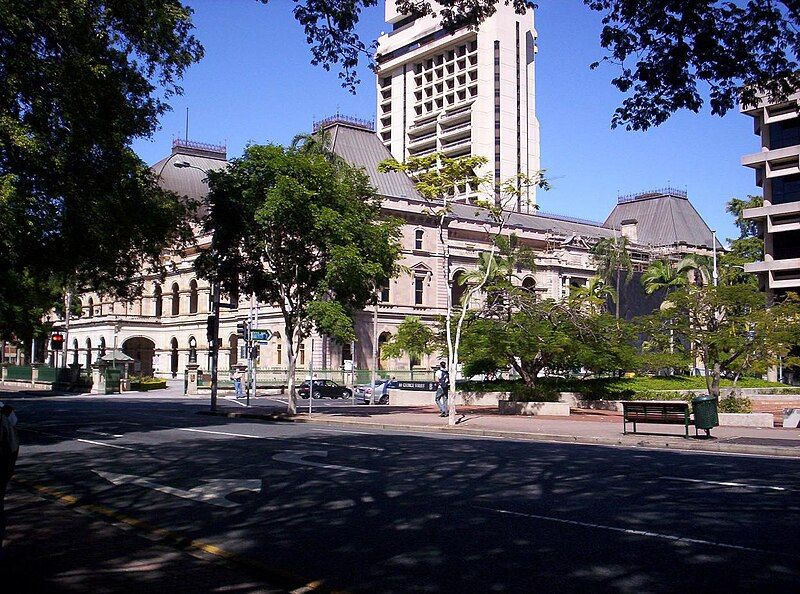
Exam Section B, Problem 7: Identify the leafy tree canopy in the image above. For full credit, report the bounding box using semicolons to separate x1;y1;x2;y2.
0;0;203;340
279;1;800;129
196;137;402;413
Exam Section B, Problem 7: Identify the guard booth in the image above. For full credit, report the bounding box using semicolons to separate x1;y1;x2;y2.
91;350;134;394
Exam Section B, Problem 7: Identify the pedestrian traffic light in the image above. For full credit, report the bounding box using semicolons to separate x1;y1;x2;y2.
250;345;259;359
51;333;64;351
206;315;216;343
236;320;249;341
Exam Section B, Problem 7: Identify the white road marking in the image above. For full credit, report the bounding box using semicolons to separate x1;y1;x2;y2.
77;429;124;438
273;450;375;474
475;506;798;558
220;397;249;408
661;476;792;492
177;428;272;439
94;470;262;508
76;439;136;451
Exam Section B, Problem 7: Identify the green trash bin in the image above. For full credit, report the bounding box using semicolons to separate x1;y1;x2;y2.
692;395;719;436
105;368;122;394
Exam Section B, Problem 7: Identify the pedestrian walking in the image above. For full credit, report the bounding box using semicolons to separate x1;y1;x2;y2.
231;368;244;398
0;402;19;551
434;362;450;417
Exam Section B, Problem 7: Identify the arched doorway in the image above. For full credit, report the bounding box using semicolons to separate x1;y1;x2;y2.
170;337;179;378
378;331;392;370
99;337;106;357
85;338;92;369
72;338;79;366
122;337;156;376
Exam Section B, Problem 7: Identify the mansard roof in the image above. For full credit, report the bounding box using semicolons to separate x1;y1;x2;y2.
151;140;228;217
604;188;720;250
319;116;423;200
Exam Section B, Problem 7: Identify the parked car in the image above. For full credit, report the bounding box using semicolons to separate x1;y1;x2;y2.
297;379;352;399
355;379;399;404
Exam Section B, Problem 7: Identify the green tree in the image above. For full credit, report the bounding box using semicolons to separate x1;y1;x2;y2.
646;284;800;398
380;153;547;423
570;276;617;315
198;138;402;414
0;0;203;341
280;1;800;129
591;235;633;319
720;195;764;287
381;316;435;369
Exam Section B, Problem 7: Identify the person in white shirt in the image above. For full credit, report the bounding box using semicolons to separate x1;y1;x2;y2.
434;362;450;417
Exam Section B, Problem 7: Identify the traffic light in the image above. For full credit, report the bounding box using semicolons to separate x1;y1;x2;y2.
206;315;216;343
51;333;64;351
236;320;249;341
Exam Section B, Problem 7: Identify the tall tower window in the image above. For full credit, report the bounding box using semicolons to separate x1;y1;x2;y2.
414;277;424;305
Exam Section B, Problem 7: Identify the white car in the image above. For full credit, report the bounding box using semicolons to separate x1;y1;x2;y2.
354;380;397;404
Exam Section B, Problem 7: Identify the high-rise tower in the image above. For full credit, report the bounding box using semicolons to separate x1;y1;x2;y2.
375;1;541;210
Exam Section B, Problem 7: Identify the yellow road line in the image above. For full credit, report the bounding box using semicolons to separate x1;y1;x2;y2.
13;476;345;593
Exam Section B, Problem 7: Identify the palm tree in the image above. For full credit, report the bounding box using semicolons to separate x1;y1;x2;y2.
570;276;617;315
641;258;692;295
592;235;633;319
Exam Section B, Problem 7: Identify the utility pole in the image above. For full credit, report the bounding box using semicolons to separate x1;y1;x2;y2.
371;293;378;404
62;291;72;368
247;293;255;405
210;281;221;412
712;229;719;287
309;337;314;415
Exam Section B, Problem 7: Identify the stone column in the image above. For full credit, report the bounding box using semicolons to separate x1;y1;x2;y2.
120;362;131;392
30;362;43;387
91;361;108;395
185;362;200;395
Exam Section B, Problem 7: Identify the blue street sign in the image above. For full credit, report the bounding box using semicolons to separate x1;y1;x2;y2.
250;328;273;343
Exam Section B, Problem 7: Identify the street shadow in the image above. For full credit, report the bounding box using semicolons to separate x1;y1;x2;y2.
6;397;800;593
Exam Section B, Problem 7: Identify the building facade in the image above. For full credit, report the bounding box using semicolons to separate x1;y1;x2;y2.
375;1;540;210
742;92;800;297
53;119;717;382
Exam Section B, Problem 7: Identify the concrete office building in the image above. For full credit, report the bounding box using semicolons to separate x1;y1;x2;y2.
742;92;800;297
375;1;540;210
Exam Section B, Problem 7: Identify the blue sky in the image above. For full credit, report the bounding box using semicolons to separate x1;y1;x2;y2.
132;0;758;243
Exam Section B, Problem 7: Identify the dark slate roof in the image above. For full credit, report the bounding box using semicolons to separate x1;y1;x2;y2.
603;189;720;249
449;203;616;240
151;140;228;217
321;119;423;200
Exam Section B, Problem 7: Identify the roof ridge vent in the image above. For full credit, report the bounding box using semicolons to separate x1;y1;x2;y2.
172;138;227;159
313;113;374;132
617;186;687;204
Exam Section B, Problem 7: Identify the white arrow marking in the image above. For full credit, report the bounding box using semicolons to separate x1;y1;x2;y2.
273;450;374;474
93;470;262;508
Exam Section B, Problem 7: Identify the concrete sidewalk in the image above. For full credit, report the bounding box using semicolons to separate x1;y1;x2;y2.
205;403;800;458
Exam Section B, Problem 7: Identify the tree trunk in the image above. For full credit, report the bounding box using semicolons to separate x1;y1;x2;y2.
285;321;299;415
615;267;621;320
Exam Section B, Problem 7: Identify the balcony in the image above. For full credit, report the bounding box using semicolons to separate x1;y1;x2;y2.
439;122;471;141
744;202;800;234
741;145;800;177
407;133;436;150
745;258;800;289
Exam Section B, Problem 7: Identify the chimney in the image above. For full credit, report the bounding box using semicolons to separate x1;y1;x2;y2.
620;219;638;243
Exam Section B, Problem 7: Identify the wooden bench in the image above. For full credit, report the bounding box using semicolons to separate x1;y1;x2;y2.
622;401;691;437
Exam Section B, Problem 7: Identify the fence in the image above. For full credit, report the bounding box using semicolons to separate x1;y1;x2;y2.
5;365;32;381
194;368;436;389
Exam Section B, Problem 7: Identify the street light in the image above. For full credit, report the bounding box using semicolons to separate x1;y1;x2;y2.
173;160;220;412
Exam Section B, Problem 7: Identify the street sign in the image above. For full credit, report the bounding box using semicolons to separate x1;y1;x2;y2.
250;328;273;343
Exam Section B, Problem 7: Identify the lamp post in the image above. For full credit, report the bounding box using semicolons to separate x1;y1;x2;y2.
174;160;219;412
711;229;719;287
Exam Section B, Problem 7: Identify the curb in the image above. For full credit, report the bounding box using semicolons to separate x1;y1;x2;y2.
200;410;800;459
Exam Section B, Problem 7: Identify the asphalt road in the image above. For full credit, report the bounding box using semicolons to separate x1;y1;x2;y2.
5;394;800;593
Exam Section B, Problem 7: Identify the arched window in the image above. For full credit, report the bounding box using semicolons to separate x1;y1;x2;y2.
188;336;197;363
99;337;106;357
171;283;180;316
153;285;163;317
274;333;282;366
88;298;94;318
415;229;424;250
452;270;467;307
170;337;179;377
378;331;392;370
229;334;238;368
189;280;198;314
72;338;79;365
298;342;305;366
85;338;92;368
522;277;536;291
